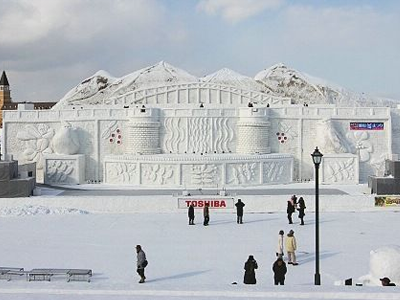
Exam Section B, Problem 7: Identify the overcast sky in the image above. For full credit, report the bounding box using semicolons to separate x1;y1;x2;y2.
0;0;399;102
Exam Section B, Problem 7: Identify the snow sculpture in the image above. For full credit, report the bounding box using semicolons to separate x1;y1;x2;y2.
359;245;400;286
317;118;348;153
52;122;80;155
44;154;85;185
236;108;270;154
16;124;54;169
125;108;161;155
321;154;359;184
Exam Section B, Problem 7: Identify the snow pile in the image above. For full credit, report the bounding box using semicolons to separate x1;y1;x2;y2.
0;205;89;217
360;245;400;286
201;68;264;92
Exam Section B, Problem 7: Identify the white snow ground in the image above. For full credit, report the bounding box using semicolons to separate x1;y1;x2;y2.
0;184;399;300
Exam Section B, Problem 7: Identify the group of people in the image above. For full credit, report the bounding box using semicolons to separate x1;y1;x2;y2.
243;228;298;285
137;195;396;287
187;198;246;226
287;195;306;225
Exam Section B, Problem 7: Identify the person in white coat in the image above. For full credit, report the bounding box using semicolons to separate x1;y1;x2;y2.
285;230;298;265
276;230;284;258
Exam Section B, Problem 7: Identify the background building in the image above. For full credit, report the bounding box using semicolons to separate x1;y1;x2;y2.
0;71;56;128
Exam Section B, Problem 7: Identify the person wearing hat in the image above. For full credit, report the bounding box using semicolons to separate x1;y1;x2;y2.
136;245;148;283
243;255;258;284
285;230;298;265
380;277;396;286
272;256;287;285
276;230;285;258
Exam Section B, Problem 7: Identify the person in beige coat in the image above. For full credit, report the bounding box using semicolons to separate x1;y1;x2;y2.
285;230;298;265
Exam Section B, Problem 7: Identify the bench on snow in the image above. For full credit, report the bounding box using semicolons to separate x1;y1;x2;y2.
0;267;26;281
28;269;92;282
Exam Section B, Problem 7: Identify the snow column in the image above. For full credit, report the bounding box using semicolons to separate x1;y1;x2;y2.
126;108;161;154
236;108;270;154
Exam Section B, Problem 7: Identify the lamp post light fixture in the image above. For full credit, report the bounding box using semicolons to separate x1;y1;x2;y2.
311;146;323;285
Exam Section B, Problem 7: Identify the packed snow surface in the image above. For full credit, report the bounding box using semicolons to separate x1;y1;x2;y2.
0;191;398;299
0;204;89;216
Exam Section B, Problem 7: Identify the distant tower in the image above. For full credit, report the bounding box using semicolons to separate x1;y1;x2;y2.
0;71;12;127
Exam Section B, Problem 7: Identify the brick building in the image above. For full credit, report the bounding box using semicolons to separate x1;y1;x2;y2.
0;71;56;128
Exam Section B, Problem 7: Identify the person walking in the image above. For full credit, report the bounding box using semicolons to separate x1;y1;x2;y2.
235;199;245;224
203;203;210;226
188;204;195;225
285;230;298;265
272;257;287;285
287;199;295;224
276;230;285;258
297;197;306;225
243;255;258;284
136;245;148;283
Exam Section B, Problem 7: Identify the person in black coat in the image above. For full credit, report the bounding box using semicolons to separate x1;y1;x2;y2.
297;197;306;225
272;257;287;285
235;199;245;224
287;199;295;224
188;204;195;225
244;255;258;284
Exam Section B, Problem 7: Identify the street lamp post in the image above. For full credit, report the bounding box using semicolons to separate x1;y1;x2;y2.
311;146;323;286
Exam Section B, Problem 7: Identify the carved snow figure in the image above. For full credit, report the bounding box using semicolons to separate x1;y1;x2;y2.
52;122;80;155
359;245;400;286
317;118;348;153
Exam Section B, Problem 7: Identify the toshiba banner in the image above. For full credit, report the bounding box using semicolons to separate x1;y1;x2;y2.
178;197;235;209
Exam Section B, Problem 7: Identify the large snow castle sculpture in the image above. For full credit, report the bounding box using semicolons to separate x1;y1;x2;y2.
1;62;393;187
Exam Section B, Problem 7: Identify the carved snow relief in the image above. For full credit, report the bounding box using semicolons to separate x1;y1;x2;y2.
188;118;212;153
263;160;292;183
321;154;359;184
44;154;85;185
164;118;185;153
46;160;74;182
106;162;137;184
227;162;258;185
163;117;234;154
317;119;349;153
191;164;220;186
347;131;373;162
142;164;174;185
213;118;234;153
17;124;55;169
